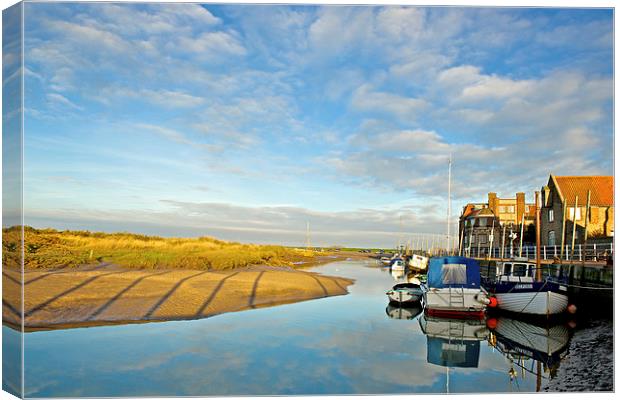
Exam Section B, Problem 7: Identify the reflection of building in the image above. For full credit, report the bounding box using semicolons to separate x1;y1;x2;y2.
459;192;536;254
540;175;614;246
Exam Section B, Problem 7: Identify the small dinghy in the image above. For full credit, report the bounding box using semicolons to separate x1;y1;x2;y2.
386;282;423;304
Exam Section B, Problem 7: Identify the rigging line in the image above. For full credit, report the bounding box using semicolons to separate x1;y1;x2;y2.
518;279;549;313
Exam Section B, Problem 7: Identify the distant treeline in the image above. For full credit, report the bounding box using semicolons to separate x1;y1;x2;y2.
2;226;315;270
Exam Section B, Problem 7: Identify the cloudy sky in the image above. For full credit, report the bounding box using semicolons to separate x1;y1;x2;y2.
13;2;613;247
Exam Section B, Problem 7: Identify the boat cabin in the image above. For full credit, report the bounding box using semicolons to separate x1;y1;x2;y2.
495;257;565;283
496;261;536;283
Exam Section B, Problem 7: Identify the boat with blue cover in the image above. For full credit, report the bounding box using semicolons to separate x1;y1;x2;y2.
421;256;490;319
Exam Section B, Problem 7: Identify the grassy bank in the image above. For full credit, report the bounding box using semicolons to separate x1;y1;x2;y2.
3;226;317;270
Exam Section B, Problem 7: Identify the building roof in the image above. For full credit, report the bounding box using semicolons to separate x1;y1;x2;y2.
552;175;614;207
464;207;496;219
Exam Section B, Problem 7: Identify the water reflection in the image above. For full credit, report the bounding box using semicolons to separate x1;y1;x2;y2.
14;260;598;396
385;303;422;320
419;315;489;368
487;316;571;390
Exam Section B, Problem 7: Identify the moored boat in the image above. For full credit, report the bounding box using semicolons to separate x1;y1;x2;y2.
483;258;569;316
421;256;490;319
386;282;423;304
408;253;429;271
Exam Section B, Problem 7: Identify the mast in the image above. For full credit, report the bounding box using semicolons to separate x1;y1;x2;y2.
535;191;541;280
447;154;452;255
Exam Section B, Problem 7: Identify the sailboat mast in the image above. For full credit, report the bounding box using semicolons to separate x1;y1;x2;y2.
447;155;452;254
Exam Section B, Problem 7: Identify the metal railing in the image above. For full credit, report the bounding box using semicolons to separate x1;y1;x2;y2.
462;242;613;262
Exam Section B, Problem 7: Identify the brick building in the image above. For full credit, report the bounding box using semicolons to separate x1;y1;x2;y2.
459;192;536;255
540;175;614;246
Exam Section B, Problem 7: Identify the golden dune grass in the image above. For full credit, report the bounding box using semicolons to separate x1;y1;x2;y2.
3;226;317;271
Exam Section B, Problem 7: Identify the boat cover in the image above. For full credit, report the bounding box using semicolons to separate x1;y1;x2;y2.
427;256;481;289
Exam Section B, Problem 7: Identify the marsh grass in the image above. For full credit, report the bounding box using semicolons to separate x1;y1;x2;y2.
3;226;315;270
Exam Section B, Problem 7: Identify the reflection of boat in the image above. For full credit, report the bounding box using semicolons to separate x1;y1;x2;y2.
422;256;490;319
420;314;488;368
419;314;488;391
391;268;405;281
489;316;570;372
385;303;423;320
483;259;568;316
386;282;423;304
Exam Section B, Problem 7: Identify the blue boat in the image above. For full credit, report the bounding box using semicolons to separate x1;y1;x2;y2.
482;258;569;316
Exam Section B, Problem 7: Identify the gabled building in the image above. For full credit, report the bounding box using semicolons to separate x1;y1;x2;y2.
459;192;536;255
540;175;614;246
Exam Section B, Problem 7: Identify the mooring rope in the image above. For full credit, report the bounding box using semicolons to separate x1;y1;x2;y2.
546;279;614;290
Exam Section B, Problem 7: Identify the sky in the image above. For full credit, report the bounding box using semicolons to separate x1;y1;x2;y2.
6;2;614;247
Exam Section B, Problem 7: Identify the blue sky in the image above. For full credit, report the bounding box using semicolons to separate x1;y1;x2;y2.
13;2;613;247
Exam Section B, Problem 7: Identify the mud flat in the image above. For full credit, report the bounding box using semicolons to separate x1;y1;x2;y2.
2;264;354;331
543;319;613;392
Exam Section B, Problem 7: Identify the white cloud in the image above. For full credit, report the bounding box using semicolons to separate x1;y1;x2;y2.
46;93;83;111
175;31;246;57
351;84;428;122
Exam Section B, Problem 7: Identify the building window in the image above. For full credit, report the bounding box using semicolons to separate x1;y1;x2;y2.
568;207;581;221
498;205;515;214
549;209;554;222
478;234;487;244
548;230;556;246
478;218;487;227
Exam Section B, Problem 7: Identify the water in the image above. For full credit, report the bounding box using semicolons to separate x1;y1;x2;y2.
3;260;603;396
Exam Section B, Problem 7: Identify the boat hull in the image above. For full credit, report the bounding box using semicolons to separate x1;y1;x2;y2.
387;284;423;304
422;288;487;318
494;290;568;315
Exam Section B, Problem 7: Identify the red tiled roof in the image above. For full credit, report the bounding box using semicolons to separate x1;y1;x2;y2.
461;204;477;218
553;175;614;207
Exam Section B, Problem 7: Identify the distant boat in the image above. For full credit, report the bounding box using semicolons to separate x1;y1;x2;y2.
483;258;568;316
391;258;406;271
386;282;423;304
408;254;429;271
421;256;490;319
385;303;423;320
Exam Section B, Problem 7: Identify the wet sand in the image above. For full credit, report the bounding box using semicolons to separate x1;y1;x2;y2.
2;263;354;331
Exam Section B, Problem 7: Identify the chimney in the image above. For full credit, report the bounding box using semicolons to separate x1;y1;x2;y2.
516;192;525;223
488;192;498;215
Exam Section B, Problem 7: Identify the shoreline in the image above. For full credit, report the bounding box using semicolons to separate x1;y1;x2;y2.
2;256;358;331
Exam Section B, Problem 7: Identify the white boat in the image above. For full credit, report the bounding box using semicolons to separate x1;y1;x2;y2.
391;259;405;271
422;256;490;319
483;258;569;316
408;254;429;271
386;282;423;304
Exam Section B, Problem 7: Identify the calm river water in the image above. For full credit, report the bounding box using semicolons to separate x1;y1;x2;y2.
3;259;610;396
